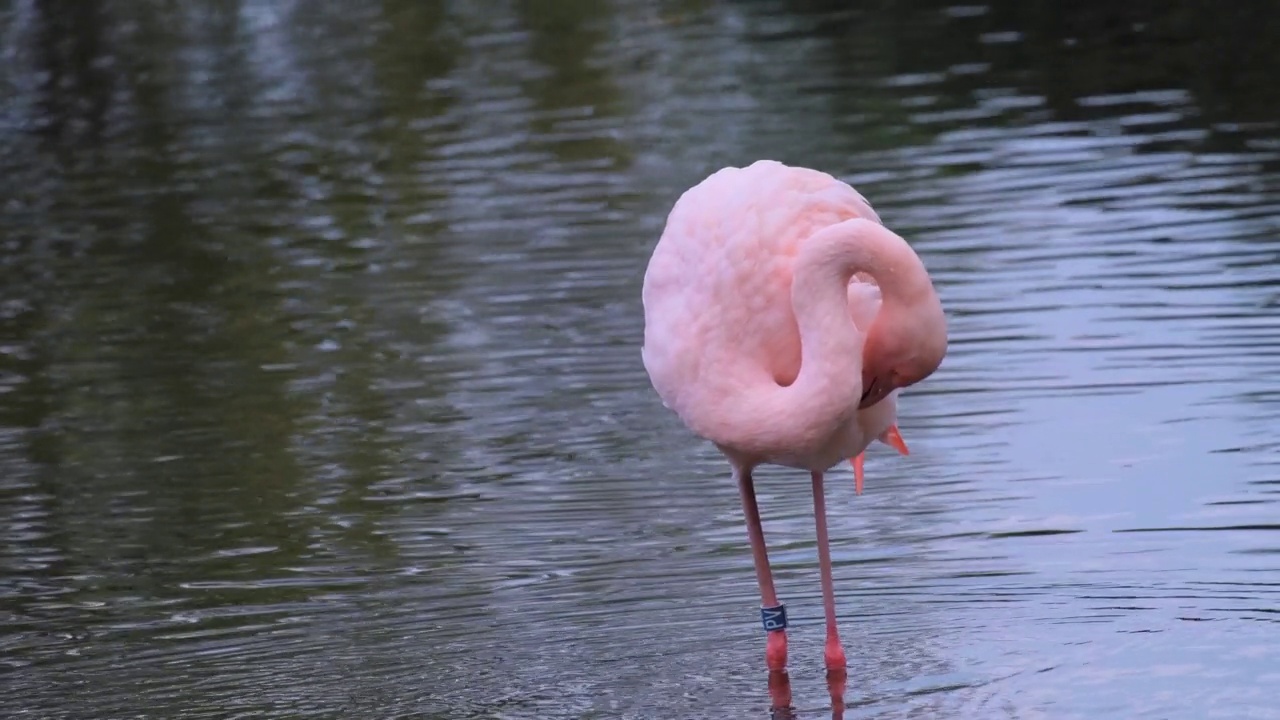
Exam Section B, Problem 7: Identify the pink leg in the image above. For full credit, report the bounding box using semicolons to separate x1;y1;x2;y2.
735;466;787;671
767;669;793;715
812;471;847;670
827;665;848;719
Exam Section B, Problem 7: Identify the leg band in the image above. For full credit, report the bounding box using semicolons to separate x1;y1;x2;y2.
761;604;787;632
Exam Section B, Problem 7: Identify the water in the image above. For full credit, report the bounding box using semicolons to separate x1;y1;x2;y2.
1;1;1278;717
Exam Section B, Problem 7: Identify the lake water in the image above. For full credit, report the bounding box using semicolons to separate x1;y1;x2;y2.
1;1;1278;718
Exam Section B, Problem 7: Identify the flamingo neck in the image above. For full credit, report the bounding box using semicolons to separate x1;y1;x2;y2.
727;218;924;468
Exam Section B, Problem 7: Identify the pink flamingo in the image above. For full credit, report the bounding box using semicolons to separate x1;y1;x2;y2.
641;160;947;673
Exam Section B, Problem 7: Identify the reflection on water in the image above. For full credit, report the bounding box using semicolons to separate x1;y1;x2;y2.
1;1;1278;718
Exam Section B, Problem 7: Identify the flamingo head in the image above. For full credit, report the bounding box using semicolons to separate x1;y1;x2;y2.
858;303;947;409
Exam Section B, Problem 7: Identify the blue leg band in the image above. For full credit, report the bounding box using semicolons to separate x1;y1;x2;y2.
761;604;787;632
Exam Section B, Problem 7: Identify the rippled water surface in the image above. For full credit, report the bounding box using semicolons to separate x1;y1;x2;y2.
2;1;1279;718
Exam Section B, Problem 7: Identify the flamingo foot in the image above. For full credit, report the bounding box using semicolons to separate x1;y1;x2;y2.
824;637;847;671
766;630;788;671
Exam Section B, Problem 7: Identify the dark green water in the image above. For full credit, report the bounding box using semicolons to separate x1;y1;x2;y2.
2;1;1278;718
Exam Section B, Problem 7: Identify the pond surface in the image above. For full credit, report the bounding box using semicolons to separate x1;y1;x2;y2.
2;1;1278;718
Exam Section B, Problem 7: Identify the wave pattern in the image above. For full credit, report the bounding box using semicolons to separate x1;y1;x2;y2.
1;2;1277;718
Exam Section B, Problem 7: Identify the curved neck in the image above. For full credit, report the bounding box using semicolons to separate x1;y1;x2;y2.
726;219;931;463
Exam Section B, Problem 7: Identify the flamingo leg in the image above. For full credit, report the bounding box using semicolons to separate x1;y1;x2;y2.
735;466;788;672
850;453;865;495
811;470;847;670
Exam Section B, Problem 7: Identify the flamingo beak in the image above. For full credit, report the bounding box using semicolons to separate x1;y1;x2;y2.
850;425;909;496
879;424;909;456
851;454;865;495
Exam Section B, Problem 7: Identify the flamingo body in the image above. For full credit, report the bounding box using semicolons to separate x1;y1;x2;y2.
643;161;887;469
640;160;946;673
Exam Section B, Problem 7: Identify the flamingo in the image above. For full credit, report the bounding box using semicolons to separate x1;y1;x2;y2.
641;160;946;673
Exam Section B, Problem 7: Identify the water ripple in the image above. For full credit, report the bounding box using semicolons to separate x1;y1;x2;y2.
0;1;1278;719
